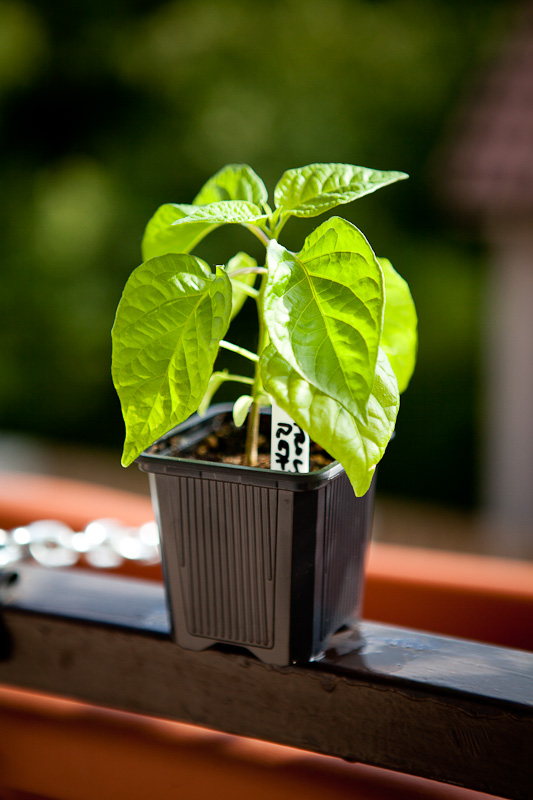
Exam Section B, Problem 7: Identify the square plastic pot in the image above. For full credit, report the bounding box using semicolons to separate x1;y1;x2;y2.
137;404;375;665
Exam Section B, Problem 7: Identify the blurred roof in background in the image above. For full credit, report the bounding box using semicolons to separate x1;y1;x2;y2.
443;1;533;219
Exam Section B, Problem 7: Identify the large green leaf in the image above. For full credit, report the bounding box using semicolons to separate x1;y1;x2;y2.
274;162;408;218
261;345;399;496
142;200;266;261
142;203;205;260
172;200;266;226
380;258;418;394
264;217;384;415
193;163;268;206
112;254;232;466
198;370;230;416
226;251;258;321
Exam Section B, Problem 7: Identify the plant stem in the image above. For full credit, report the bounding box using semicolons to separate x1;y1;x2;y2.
268;210;289;240
247;225;270;247
230;266;267;278
243;272;269;466
243;398;261;467
221;374;254;385
219;340;259;362
230;279;259;299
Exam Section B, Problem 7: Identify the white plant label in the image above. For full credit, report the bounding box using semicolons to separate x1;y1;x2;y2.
270;402;310;474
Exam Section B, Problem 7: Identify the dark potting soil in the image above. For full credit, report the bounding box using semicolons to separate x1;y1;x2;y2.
161;413;333;472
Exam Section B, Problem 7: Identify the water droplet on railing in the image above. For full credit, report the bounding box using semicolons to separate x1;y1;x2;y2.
12;526;31;545
139;521;159;547
84;518;122;546
114;527;159;563
1;517;161;569
0;529;23;566
84;543;124;569
27;520;78;567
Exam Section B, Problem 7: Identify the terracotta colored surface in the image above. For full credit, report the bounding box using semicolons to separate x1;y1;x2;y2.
0;472;163;581
365;543;533;650
0;471;528;799
0;471;153;530
0;686;498;800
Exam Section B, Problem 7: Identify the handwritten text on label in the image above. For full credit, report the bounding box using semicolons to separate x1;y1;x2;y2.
270;403;310;473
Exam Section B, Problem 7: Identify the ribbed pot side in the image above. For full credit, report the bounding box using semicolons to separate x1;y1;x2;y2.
139;408;374;665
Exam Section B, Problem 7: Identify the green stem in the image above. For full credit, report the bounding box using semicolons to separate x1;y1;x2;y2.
244;272;269;466
221;374;254;385
246;224;270;247
230;266;267;278
230;279;259;299
269;210;289;240
219;340;259;362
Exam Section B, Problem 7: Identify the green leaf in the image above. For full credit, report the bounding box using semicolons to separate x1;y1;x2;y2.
142;201;266;261
226;251;258;321
274;162;408;218
142;203;207;261
112;254;232;466
379;258;418;394
233;394;253;427
261;345;399;496
264;217;384;415
172;200;266;227
198;370;229;416
193;164;268;206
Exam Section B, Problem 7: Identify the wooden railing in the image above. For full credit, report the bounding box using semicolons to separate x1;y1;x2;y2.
1;471;532;800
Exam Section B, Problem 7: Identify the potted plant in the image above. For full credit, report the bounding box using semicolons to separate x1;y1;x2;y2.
111;163;417;664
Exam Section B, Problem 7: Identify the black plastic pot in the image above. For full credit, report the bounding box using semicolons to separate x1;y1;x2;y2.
137;404;375;665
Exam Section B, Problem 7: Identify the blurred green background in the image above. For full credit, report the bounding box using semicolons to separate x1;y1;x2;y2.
0;0;510;508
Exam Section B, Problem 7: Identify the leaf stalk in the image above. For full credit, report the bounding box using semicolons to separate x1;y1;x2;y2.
247;225;270;247
219;340;259;362
229;266;267;278
243;272;269;466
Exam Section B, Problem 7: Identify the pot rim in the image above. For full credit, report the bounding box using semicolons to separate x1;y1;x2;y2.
136;403;346;491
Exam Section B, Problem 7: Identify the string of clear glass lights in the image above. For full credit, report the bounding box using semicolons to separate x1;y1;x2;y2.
0;518;160;569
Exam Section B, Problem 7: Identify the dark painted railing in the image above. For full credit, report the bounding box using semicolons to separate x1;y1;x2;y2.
1;564;532;800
